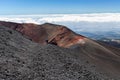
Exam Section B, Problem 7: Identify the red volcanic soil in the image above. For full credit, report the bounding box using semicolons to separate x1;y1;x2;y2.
0;21;86;48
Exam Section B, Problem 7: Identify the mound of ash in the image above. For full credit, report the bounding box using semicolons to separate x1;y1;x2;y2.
0;21;120;80
0;25;117;80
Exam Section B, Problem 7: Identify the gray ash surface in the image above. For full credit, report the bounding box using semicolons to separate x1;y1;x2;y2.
0;26;118;80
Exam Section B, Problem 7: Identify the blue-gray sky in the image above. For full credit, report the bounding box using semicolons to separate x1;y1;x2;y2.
0;0;120;15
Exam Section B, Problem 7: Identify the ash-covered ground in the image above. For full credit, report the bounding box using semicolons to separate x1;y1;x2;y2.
0;26;119;80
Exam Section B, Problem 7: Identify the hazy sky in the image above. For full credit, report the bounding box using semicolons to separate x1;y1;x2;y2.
0;0;120;15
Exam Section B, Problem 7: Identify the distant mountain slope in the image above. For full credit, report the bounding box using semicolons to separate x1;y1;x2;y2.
0;21;120;79
98;39;120;48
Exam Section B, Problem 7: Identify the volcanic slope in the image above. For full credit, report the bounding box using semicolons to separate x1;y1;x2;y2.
0;21;120;79
0;25;114;80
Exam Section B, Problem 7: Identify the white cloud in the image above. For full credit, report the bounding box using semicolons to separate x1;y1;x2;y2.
0;13;120;32
0;13;120;24
37;13;120;22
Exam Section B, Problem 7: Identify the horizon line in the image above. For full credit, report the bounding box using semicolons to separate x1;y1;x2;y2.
0;12;120;16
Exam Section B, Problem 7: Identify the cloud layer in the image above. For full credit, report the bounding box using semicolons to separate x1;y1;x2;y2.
1;13;120;24
0;13;120;33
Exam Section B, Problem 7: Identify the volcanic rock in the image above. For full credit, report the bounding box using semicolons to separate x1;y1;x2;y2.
0;21;120;80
